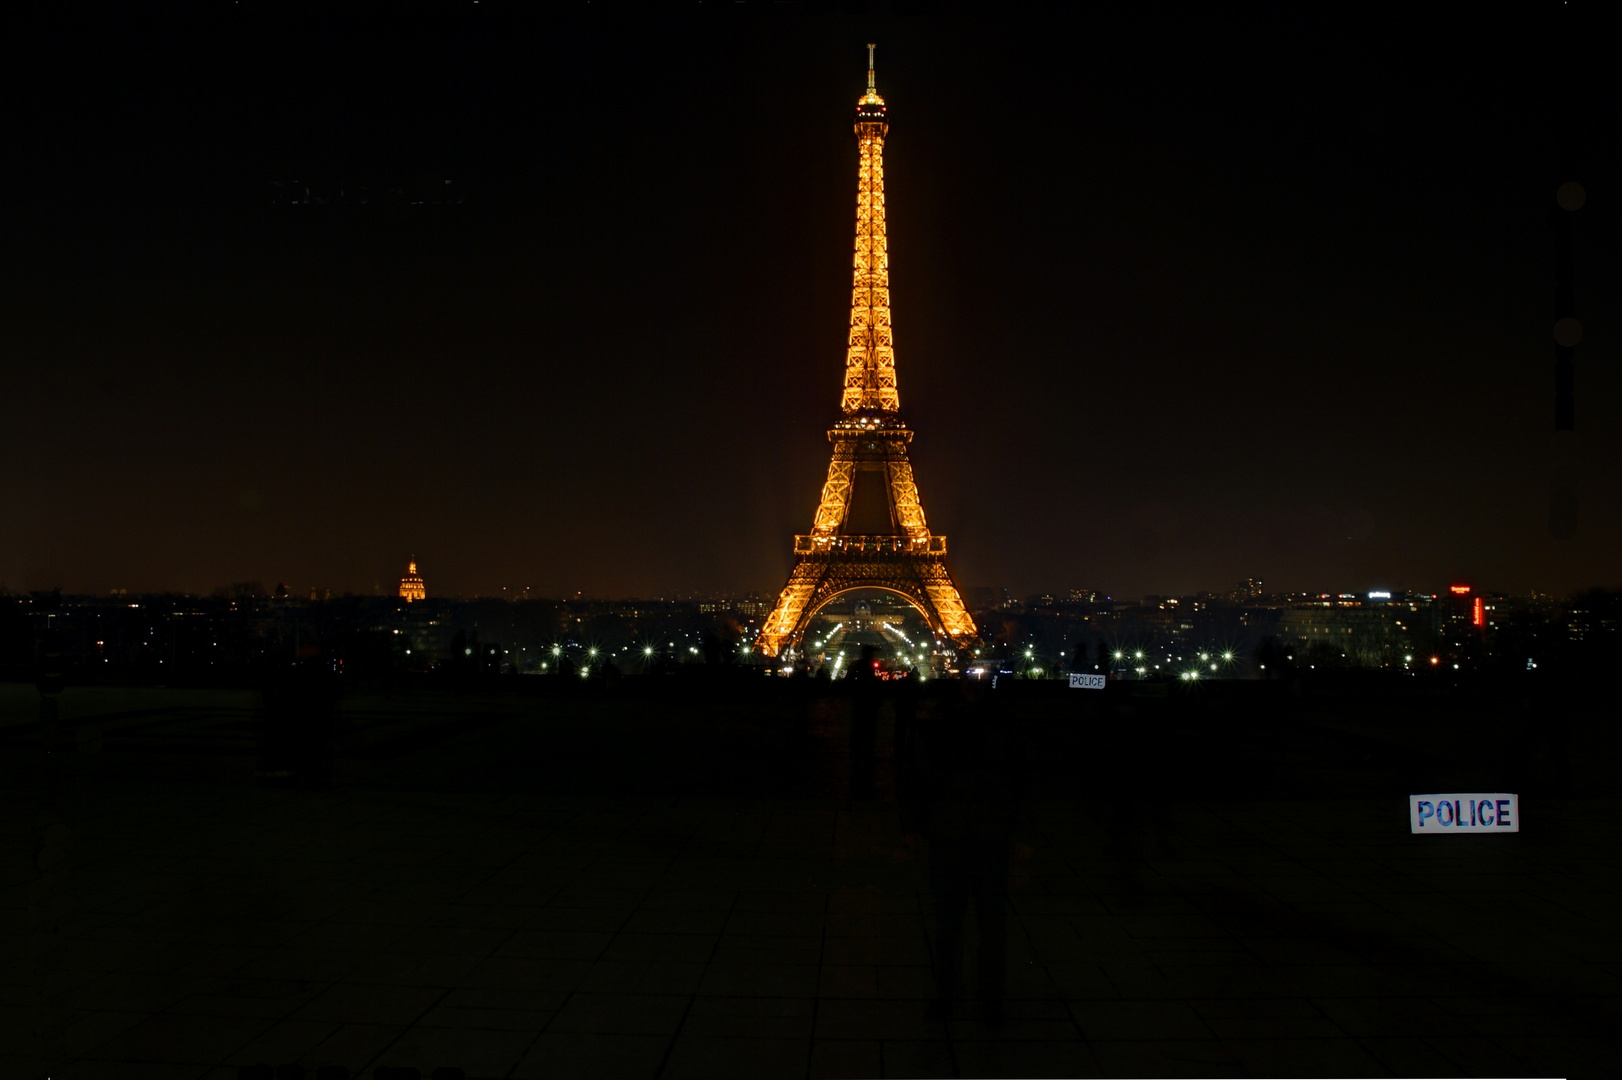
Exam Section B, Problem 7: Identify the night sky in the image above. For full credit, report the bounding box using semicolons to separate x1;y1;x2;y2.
6;3;1616;601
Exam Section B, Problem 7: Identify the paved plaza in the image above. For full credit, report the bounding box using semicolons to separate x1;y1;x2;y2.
4;679;1619;1078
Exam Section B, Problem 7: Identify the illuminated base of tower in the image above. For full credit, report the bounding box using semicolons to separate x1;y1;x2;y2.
756;534;976;658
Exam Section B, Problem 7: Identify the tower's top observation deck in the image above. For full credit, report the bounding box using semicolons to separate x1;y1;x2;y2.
854;43;888;136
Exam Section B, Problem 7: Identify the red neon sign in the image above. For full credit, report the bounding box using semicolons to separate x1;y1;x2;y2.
1449;585;1470;595
1473;597;1484;627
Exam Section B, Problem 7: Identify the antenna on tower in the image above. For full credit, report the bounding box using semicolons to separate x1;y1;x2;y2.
867;43;876;89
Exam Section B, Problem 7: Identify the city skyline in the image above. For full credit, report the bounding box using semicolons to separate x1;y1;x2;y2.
5;5;1617;601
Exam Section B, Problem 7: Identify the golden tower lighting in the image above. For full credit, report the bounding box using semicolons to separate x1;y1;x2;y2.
398;559;426;602
756;45;977;659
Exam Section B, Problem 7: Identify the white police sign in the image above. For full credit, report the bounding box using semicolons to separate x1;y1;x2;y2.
1068;673;1106;689
1409;793;1519;834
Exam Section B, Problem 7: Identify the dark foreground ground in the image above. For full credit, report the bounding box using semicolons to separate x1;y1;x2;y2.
2;675;1619;1079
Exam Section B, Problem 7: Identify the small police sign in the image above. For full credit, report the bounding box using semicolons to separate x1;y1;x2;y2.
1068;673;1106;689
1410;793;1519;834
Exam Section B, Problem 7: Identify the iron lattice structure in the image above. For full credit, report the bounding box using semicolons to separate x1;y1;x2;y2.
756;47;977;660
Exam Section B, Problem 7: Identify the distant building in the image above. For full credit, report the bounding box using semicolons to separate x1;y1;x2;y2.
399;560;426;603
1232;578;1264;603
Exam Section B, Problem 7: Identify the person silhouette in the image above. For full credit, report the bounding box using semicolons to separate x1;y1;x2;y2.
901;679;1037;1023
849;644;881;795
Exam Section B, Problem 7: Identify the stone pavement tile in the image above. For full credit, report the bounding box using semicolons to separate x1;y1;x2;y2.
1156;963;1295;999
547;992;692;1035
876;966;938;1000
1311;995;1481;1039
369;1022;537;1078
508;1031;670;1080
823;935;930;967
815;998;941;1041
712;933;823;965
681;995;816;1040
819;965;878;998
1087;1039;1243;1079
1067;999;1213;1041
169;944;278;979
1199;1014;1347;1040
67;971;221;1012
228;947;373;984
74;931;241;976
1490;1035;1622;1076
601;932;718;964
64;1008;149;1056
167;982;326;1019
624;908;732;934
429;902;535;929
440;987;570;1012
948;1005;1079;1042
698;961;820;997
417;1002;554;1031
1221;1036;1392;1078
1429;992;1569;1018
394;950;489;987
1455;1005;1600;1040
1004;959;1059;999
1041;963;1117;1000
495;929;615;960
395;923;515;958
1011;893;1109;916
460;955;593;992
1065;916;1144;957
287;920;412;953
291;980;448;1025
58;1059;214;1080
1189;996;1323;1020
1092;893;1203;917
578;959;707;995
77;1010;274;1064
1422;1035;1532;1075
1513;957;1622;997
810;1038;883;1079
527;905;632;933
726;908;826;937
458;884;562;909
303;1020;411;1073
1187;891;1294;917
954;1038;1103;1080
1101;958;1181;997
1356;1036;1469;1077
1117;914;1227;939
1134;939;1255;966
1237;936;1370;966
826;911;925;938
828;887;917;915
660;1034;811;1079
327;897;444;927
877;1038;954;1078
219;1017;340;1065
1273;963;1410;998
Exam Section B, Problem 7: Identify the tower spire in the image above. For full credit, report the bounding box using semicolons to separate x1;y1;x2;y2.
846;44;894;413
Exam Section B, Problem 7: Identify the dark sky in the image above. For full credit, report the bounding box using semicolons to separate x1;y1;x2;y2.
6;3;1616;601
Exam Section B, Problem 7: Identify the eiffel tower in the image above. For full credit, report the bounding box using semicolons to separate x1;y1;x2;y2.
756;45;977;660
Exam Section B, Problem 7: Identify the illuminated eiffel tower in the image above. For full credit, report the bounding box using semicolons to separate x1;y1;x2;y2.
757;45;977;660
